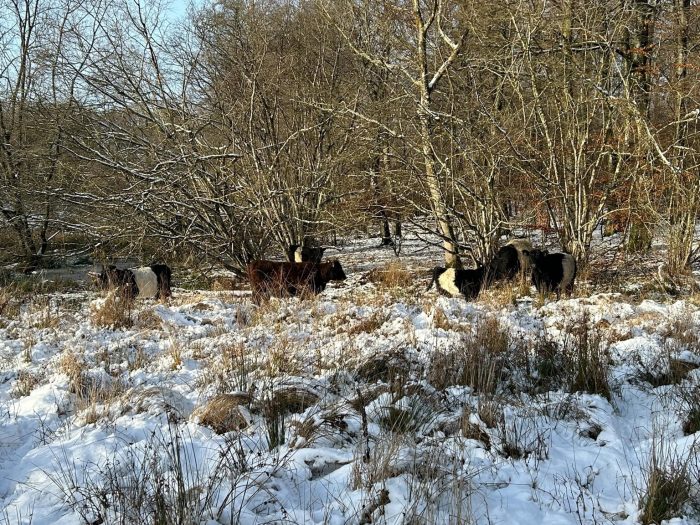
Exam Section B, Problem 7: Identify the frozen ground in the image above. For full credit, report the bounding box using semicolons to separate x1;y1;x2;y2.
0;232;699;524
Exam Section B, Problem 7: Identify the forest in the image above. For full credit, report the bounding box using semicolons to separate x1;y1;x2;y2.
1;0;698;274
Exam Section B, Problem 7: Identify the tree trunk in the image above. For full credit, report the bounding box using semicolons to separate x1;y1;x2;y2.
413;0;461;268
418;110;460;268
666;0;697;275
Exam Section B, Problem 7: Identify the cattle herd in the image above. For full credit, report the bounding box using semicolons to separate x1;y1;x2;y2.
91;238;577;303
428;239;577;300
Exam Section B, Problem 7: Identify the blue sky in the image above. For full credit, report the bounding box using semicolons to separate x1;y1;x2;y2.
165;0;200;22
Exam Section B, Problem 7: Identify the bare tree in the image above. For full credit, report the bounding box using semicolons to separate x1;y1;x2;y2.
0;0;82;268
61;0;263;271
502;1;639;265
323;0;468;267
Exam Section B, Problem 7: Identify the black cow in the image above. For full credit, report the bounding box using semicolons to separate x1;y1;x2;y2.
426;266;486;300
521;249;576;299
287;244;326;264
248;259;346;302
91;264;172;300
485;238;534;285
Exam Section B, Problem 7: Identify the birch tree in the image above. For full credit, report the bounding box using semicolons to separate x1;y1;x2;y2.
506;1;638;265
323;0;468;267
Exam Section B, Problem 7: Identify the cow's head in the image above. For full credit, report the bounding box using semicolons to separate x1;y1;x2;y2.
89;265;119;289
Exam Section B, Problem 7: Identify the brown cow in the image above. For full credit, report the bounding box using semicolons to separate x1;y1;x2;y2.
247;260;347;302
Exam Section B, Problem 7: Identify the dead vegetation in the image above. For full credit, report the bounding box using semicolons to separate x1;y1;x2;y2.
366;262;414;291
428;316;511;393
532;313;613;400
11;369;44;397
90;290;133;329
346;311;389;335
191;393;250;434
638;438;698;525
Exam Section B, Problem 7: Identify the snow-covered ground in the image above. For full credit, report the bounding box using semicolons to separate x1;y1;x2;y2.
0;233;699;524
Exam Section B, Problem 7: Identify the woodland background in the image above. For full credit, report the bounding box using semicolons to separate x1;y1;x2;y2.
1;0;698;274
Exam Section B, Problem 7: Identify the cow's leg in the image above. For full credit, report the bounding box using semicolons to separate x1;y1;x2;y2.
565;281;575;297
156;273;172;300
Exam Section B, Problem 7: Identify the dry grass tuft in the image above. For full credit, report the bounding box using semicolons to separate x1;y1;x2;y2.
0;286;22;320
348;383;389;413
366;262;413;291
677;383;700;436
431;305;451;330
135;308;162;330
220;342;251;383
637;341;699;388
90;291;133;329
197;342;256;394
347;311;389;335
460;408;491;446
30;297;61;329
127;346;149;372
58;350;125;423
350;431;403;490
477;397;504;429
462;421;491;447
428;316;510;394
11;370;43;397
58;351;88;396
376;398;436;434
481;281;518;307
494;413;549;460
21;332;36;362
211;276;242;291
640;467;692;525
260;383;322;449
354;349;411;388
532;313;612;400
78;379;127;425
288;407;348;449
168;338;183;370
638;439;696;525
191;393;249;434
266;337;304;377
268;386;321;415
683;405;700;436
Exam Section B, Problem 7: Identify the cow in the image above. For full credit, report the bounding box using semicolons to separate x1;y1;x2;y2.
426;266;486;300
484;238;534;286
287;244;326;264
521;249;576;299
91;264;172;300
248;259;346;302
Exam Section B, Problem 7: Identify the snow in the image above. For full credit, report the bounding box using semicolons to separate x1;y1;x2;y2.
0;232;699;524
